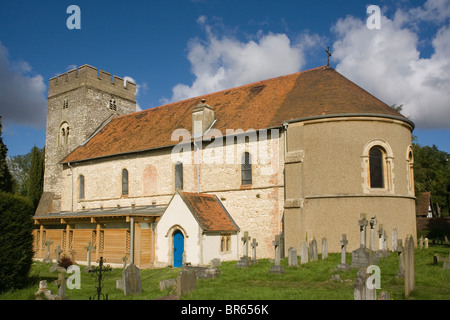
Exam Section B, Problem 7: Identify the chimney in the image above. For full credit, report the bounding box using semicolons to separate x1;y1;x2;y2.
192;99;215;138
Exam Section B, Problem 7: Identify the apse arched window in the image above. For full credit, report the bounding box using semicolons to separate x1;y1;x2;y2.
175;162;183;190
79;175;85;199
241;152;252;185
122;169;129;196
369;147;385;189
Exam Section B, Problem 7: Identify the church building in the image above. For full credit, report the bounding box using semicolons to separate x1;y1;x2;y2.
32;64;417;268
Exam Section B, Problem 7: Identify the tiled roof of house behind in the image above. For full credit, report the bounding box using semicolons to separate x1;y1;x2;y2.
61;66;412;163
181;192;239;232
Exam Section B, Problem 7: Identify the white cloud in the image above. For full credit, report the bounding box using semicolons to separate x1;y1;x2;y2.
124;75;148;112
331;2;450;129
165;17;306;103
0;41;47;128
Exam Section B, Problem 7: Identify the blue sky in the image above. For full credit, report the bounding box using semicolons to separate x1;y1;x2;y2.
0;0;449;156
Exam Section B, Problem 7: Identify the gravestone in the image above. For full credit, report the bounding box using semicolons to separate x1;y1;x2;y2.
55;245;62;263
376;225;388;258
34;280;57;300
43;238;53;264
369;215;377;251
443;251;450;269
160;278;177;291
404;235;415;298
309;239;318;261
84;242;95;273
336;234;351;271
396;239;405;278
56;272;68;300
176;269;196;296
321;238;328;260
251;238;258;264
424;238;429;249
235;231;252;268
419;236;424;250
122;256;128;269
269;235;284;274
354;268;376;300
122;263;142;295
210;258;221;268
392;228;398;252
288;247;298;267
351;214;375;268
300;242;308;264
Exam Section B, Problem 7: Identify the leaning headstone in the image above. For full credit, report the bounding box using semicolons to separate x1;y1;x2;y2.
251;238;258;264
288;247;298;267
404;235;415;298
396;239;405;278
176;269;196;296
354;268;376;300
235;231;252;268
321;238;328;260
309;238;318;261
122;263;142;295
56;272;68;300
336;234;351;271
300;242;309;264
269;235;285;274
43;238;53;264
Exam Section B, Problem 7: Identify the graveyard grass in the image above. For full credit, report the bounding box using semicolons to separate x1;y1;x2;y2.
0;245;449;300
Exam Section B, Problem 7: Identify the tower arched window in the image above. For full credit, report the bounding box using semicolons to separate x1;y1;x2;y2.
122;169;129;196
241;152;252;185
59;122;70;147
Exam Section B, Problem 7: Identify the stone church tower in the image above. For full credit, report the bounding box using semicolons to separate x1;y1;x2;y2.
43;65;136;212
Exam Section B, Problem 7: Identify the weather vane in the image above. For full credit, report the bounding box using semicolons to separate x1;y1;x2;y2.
325;46;333;68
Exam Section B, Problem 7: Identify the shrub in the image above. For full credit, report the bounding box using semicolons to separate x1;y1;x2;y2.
0;192;34;293
58;254;76;269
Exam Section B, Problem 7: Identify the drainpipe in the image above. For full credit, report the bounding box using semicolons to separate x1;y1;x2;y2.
282;122;288;159
130;216;135;264
67;162;74;212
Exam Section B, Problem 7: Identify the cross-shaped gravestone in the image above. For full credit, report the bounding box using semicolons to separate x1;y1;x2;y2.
84;242;96;272
251;238;258;263
269;235;284;274
369;216;377;251
43;238;54;263
358;214;368;248
336;234;351;271
241;231;251;258
55;245;62;263
122;256;128;269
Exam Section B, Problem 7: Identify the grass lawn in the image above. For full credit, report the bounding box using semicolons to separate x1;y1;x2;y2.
1;245;449;300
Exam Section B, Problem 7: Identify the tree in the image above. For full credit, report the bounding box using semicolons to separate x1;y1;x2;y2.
7;152;32;196
0;116;14;193
0;192;34;293
27;146;44;210
413;143;450;216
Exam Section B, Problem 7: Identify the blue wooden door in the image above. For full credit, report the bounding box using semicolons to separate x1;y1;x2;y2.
173;231;184;267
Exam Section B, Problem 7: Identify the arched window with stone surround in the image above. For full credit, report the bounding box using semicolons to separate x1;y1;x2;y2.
369;146;385;189
59;122;70;147
79;175;85;199
407;146;414;195
362;140;394;193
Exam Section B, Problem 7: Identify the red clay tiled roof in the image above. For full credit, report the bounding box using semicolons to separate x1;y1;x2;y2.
180;192;239;232
61;66;412;163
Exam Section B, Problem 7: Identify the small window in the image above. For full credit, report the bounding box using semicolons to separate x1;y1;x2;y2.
122;169;129;196
79;175;85;199
109;98;117;111
241;152;252;185
59;122;70;147
369;147;384;188
175;162;183;190
220;234;231;253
